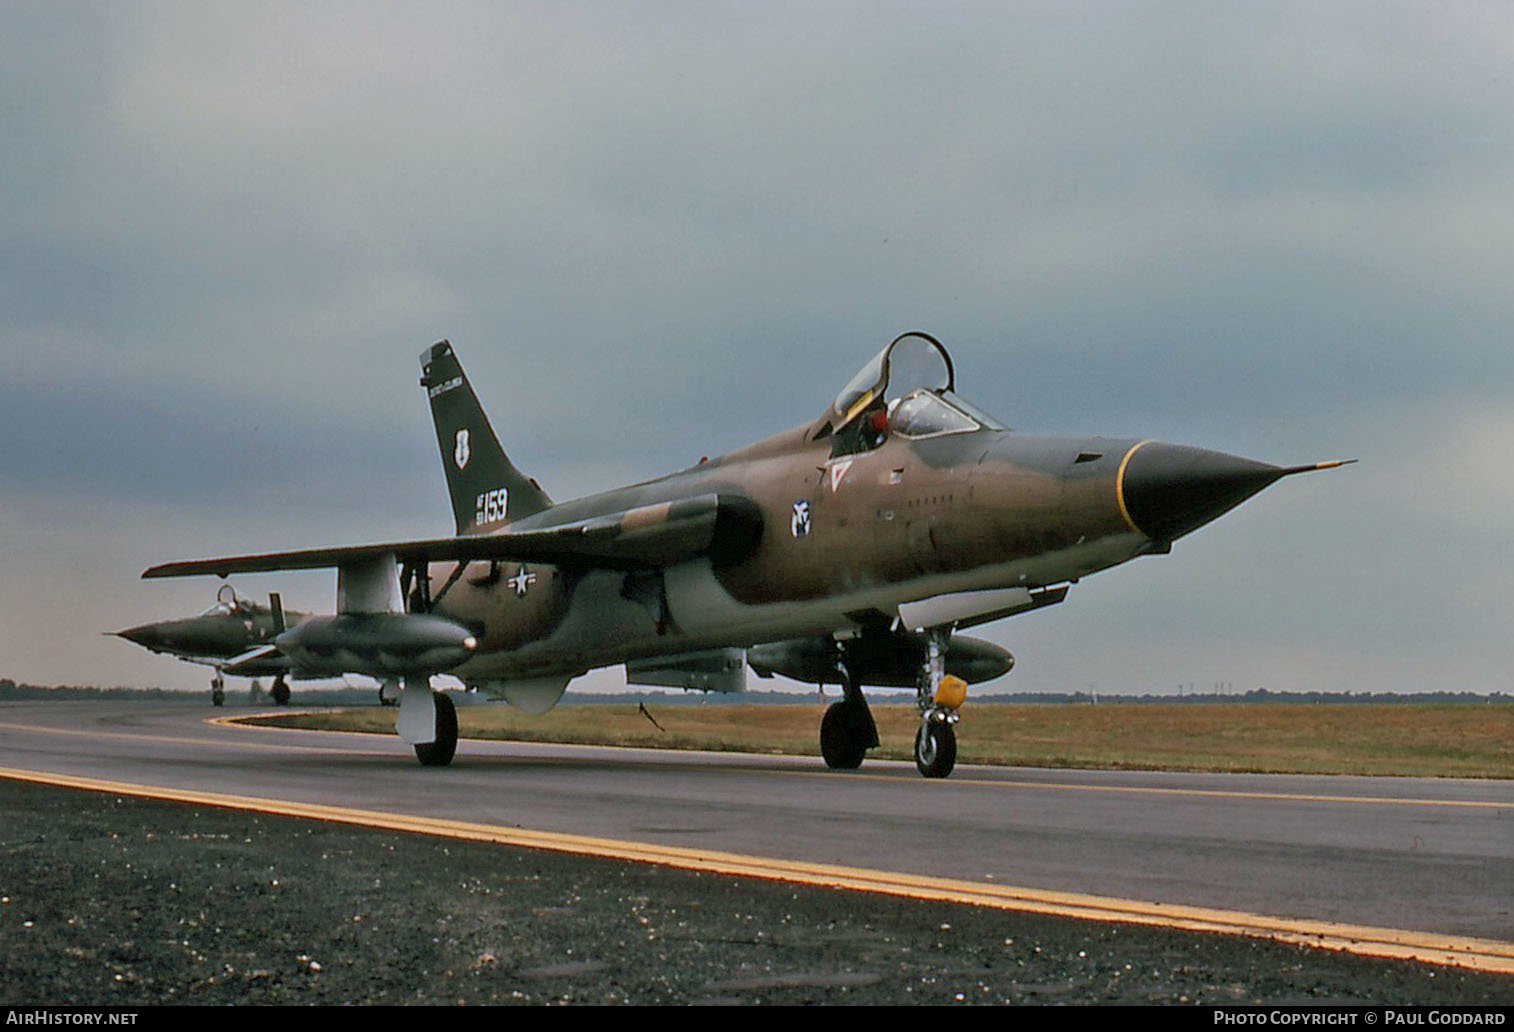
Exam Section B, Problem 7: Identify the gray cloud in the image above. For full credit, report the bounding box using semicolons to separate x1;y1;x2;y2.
2;2;1508;694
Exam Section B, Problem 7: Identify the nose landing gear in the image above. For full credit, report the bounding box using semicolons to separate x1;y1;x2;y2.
914;630;964;778
914;714;958;779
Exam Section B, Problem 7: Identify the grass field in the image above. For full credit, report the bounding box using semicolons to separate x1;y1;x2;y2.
253;700;1514;778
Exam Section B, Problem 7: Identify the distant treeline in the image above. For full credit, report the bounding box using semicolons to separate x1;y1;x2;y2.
1;678;1506;707
0;680;188;702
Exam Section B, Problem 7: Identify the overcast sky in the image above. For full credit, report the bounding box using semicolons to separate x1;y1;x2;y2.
2;2;1509;697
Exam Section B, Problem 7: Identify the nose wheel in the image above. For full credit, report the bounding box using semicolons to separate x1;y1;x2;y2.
914;718;957;778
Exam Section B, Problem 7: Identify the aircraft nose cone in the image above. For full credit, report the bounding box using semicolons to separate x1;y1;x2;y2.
114;624;166;651
1119;442;1287;544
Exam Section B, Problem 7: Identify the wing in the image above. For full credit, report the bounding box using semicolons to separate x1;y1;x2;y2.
144;493;764;579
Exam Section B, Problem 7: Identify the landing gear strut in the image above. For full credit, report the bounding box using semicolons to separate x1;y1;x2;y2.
819;661;878;770
914;629;961;779
211;672;225;708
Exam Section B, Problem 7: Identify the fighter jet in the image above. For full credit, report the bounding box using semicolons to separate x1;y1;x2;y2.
113;585;306;705
144;333;1350;775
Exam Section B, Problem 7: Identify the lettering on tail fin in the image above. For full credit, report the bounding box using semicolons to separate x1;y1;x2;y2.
420;340;553;535
475;487;509;526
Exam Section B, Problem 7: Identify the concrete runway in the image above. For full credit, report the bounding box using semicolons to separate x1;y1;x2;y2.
1;699;1510;967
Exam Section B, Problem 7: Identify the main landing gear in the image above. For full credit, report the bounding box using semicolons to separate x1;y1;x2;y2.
211;672;225;707
270;675;291;706
820;663;879;769
397;678;459;767
413;692;458;766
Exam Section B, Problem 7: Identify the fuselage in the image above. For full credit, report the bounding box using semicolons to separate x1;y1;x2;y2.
427;420;1155;683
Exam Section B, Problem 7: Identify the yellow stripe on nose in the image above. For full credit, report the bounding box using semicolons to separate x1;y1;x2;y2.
1114;439;1155;535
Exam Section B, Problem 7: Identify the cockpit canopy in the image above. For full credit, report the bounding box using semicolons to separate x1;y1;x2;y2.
200;584;254;618
832;331;956;426
823;332;1005;453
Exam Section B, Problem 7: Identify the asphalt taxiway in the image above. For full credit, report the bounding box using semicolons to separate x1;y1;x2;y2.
1;699;1511;994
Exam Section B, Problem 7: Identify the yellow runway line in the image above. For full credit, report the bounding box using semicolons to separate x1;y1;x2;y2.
833;769;1514;810
3;765;1511;976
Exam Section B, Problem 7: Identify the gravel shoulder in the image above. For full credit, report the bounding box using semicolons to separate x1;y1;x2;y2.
2;779;1510;1006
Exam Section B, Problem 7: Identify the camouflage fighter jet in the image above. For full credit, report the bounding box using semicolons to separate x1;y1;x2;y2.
113;585;308;706
144;333;1351;775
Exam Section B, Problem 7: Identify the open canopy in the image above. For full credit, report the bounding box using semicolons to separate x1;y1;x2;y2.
825;332;1005;448
200;584;253;618
831;331;956;429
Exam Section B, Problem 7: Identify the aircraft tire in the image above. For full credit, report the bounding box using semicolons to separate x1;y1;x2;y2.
271;679;291;706
820;700;868;770
211;690;224;707
413;692;458;767
914;722;956;779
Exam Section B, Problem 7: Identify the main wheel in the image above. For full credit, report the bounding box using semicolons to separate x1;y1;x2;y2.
413;692;458;767
270;678;291;706
914;721;957;779
820;700;868;769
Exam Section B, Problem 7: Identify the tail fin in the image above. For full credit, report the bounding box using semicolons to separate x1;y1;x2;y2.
420;340;553;535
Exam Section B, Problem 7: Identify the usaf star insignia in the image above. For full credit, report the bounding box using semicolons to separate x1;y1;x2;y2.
507;565;537;597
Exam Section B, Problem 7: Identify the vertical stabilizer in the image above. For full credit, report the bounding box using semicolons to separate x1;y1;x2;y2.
420;340;553;535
